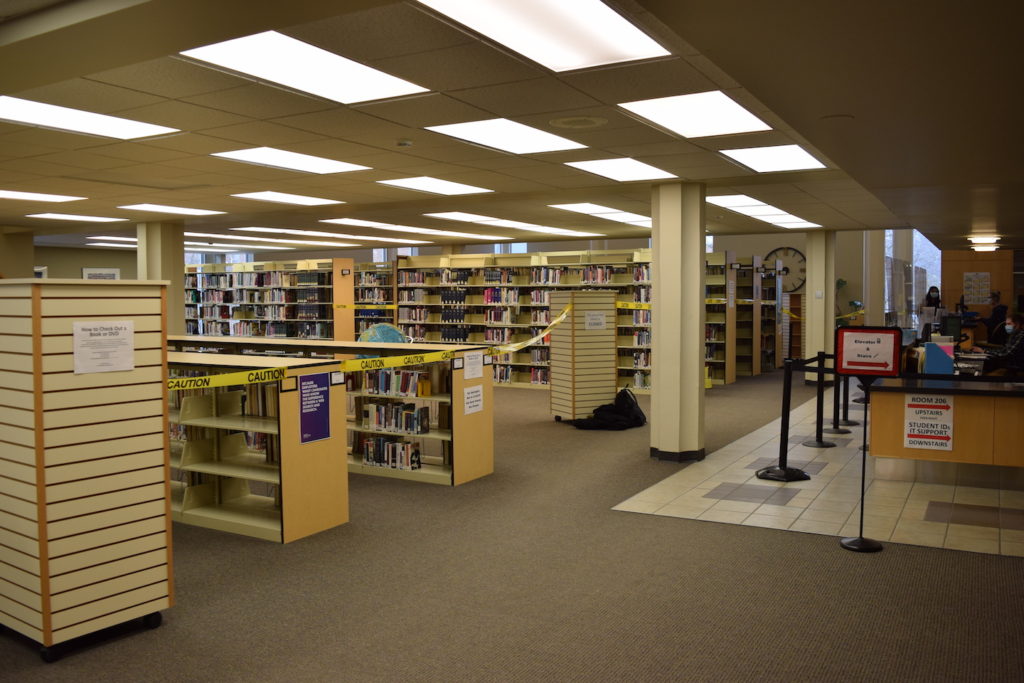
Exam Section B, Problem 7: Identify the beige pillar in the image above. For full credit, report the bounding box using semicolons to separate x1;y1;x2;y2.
0;230;34;278
804;230;836;379
137;221;185;334
862;230;886;326
650;182;706;461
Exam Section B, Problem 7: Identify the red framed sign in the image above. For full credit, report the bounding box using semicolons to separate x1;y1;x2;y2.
835;327;902;377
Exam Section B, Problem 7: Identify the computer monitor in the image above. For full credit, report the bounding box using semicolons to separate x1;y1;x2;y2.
901;328;918;346
940;315;961;339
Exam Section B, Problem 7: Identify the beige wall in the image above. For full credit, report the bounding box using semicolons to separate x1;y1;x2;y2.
35;246;138;279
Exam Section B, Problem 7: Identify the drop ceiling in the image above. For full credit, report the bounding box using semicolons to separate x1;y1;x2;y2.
3;0;1006;254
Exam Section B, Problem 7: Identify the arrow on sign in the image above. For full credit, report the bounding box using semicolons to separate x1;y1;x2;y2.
906;403;952;410
848;361;889;367
908;434;952;441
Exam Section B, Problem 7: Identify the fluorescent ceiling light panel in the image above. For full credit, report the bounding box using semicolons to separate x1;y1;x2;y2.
548;203;619;215
321;218;508;240
184;241;292;250
416;0;668;72
773;221;821;229
0;189;84;202
184;232;360;248
426;118;584;154
180;30;428;104
719;144;826;173
212;147;369;174
231;191;343;206
378;176;492;195
118;203;225;216
971;245;999;252
185;247;238;253
232;227;428;245
547;203;651;227
28;213;125;222
87;242;136;248
0;96;178;139
423;212;601;237
706;195;765;208
967;236;999;244
88;235;135;242
619;91;771;138
565;158;675;181
731;205;791;217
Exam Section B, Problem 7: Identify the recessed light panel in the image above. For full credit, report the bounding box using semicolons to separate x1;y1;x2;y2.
971;245;999;252
0;190;85;202
184;232;360;248
426;119;585;154
773;221;822;229
619;91;771;138
181;30;428;104
548;203;651;227
719;144;825;172
424;212;602;237
967;236;999;244
185;247;238;253
29;213;126;222
231;191;343;206
565;158;675;181
378;176;492;195
322;218;508;240
212;147;369;174
0;96;179;139
706;195;764;208
232;227;428;245
416;0;669;72
704;196;820;229
88;236;136;241
87;242;137;248
118;203;225;216
185;241;292;250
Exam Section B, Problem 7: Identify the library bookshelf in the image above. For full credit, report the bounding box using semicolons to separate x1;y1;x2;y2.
705;252;736;385
354;261;397;334
549;291;618;420
168;353;348;542
184;258;354;341
165;337;493;487
0;279;172;661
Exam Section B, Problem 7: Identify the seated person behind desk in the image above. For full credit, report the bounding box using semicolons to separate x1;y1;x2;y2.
972;313;1024;374
983;291;1010;345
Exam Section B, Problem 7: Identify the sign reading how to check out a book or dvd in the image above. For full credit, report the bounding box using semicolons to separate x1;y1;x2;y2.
835;327;902;377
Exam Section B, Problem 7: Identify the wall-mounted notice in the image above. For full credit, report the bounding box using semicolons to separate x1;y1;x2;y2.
464;385;483;415
904;394;953;450
963;271;991;305
464;351;483;379
73;320;134;374
299;373;331;444
585;311;606;330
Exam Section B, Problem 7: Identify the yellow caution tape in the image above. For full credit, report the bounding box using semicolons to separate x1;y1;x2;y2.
782;308;802;320
335;304;397;310
168;366;287;391
705;298;727;304
337;349;457;372
487;304;573;354
616;301;651;310
782;308;866;322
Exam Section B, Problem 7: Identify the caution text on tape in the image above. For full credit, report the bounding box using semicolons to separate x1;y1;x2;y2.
168;366;287;391
616;301;651;310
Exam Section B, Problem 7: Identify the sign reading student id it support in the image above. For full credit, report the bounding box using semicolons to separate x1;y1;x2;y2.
904;394;954;450
835;327;902;377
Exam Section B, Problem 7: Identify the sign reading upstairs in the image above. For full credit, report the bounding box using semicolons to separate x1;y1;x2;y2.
835;327;902;377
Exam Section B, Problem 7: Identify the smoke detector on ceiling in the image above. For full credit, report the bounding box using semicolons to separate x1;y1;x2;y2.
548;116;608;130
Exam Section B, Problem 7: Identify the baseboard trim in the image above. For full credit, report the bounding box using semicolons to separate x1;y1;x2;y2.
650;447;705;462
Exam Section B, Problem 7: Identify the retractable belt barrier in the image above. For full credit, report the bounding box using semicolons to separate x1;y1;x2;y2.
168;304;573;391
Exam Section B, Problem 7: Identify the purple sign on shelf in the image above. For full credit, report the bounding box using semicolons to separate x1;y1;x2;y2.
299;373;331;444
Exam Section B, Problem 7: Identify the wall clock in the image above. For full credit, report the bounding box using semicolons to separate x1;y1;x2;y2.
764;246;806;293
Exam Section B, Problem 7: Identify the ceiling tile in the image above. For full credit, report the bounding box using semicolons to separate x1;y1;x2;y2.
15;78;165;113
454;155;547;171
200;121;326;146
0;135;63;159
87;57;246;99
274;108;426;147
603;139;705;157
116;100;252;131
354;94;492;128
286;4;472;63
567;125;675;149
370;42;542;92
32;150;136;171
281;137;384;160
401;144;513;163
143;133;249;155
181;83;337;119
88;142;194;164
0;127;114;150
451;78;600;117
560;58;715;103
0;157;83;177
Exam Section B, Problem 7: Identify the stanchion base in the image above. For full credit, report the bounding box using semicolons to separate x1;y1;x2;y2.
852;397;867;404
859;444;869;452
822;427;852;435
756;466;811;482
802;439;836;448
838;419;860;427
840;536;883;553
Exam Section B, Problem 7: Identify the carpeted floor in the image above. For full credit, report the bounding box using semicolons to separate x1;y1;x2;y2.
4;373;1024;681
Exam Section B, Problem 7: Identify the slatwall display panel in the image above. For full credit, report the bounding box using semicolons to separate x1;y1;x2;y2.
0;280;172;652
549;291;619;420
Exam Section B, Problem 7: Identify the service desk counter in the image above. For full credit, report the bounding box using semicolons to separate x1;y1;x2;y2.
869;378;1024;479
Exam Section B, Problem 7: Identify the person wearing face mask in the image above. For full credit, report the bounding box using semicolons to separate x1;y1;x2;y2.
982;291;1010;343
918;286;943;338
972;313;1024;374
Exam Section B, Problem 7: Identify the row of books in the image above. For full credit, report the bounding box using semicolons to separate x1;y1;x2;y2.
440;269;472;284
401;307;432;322
633;286;652;303
361;401;431;434
631;329;652;346
359;368;432;398
483;268;525;284
581;265;618;284
231;320;332;338
531;289;551;304
632;310;651;325
632;264;651;282
530;266;567;285
357;272;391;286
356;287;391;302
398;290;430;303
632;349;652;369
441;289;469;304
360;438;421;471
483;287;520;304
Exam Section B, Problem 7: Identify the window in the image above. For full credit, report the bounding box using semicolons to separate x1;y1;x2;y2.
372;248;387;262
705;235;713;252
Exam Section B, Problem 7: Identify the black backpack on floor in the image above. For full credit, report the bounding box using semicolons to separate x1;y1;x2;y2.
572;389;647;430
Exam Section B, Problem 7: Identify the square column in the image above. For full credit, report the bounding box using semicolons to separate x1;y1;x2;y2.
0;230;34;278
804;230;836;379
863;230;886;326
137;221;185;334
650;182;706;461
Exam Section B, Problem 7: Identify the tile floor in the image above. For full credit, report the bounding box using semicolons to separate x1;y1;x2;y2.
615;391;1024;557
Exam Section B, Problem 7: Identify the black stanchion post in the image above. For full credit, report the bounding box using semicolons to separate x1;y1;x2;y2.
839;375;859;427
823;359;851;435
841;377;883;553
757;358;810;482
803;351;836;448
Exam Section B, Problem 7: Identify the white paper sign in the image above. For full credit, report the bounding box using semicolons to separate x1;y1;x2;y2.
838;329;898;375
463;385;483;415
463;351;483;380
73;321;135;374
904;394;953;450
585;311;606;330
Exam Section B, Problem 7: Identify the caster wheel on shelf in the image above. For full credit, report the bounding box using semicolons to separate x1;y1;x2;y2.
141;612;162;630
40;646;60;663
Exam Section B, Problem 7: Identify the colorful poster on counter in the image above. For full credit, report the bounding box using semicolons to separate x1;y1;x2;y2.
73;320;134;374
903;394;953;450
299;373;331;444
